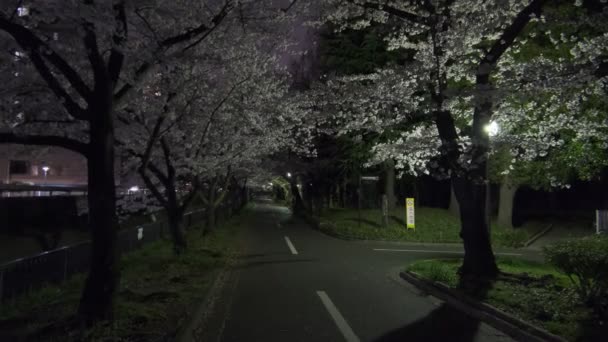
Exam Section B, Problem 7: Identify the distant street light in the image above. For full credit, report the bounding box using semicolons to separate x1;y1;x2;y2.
287;172;292;178
42;165;50;185
128;186;140;194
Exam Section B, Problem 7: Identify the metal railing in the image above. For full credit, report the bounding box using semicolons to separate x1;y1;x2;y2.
0;194;246;302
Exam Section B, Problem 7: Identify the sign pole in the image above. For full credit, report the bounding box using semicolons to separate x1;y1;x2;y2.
406;198;415;230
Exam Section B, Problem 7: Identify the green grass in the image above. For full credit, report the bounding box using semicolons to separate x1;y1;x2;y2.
0;208;249;341
406;258;598;341
319;207;529;248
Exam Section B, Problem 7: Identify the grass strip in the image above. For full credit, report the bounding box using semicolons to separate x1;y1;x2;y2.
319;207;529;248
0;208;249;341
406;257;600;341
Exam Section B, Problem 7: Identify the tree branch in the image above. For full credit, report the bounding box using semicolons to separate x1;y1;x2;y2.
113;1;233;104
345;0;430;26
0;15;93;102
138;168;169;208
478;0;548;75
108;0;127;85
194;75;253;158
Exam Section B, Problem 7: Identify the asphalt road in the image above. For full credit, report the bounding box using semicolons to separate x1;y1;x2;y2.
198;201;526;342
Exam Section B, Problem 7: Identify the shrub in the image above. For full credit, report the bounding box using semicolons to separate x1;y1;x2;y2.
427;263;457;285
494;228;529;248
543;236;608;313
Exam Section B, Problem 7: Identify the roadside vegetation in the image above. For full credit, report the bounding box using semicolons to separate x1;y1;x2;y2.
318;207;530;248
0;210;248;341
406;236;608;341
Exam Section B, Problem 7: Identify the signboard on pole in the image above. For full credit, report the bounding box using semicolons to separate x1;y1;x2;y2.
406;198;415;230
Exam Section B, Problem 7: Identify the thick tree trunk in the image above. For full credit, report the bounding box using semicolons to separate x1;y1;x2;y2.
453;177;498;277
449;182;460;217
78;105;119;325
167;206;187;254
497;181;518;229
385;159;397;210
166;180;187;254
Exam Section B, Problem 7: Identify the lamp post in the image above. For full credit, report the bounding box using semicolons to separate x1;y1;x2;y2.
484;121;499;234
42;165;50;184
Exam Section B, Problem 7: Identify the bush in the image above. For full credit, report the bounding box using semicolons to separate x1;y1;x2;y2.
427;263;457;285
543;236;608;314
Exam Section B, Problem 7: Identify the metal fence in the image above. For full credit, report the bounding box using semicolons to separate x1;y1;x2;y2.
0;195;246;302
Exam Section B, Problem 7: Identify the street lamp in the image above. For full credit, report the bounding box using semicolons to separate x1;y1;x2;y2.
41;165;50;184
484;121;499;234
286;172;292;178
484;121;499;137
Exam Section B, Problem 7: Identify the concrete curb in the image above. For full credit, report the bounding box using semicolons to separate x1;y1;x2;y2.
399;271;567;342
524;224;554;248
175;253;237;342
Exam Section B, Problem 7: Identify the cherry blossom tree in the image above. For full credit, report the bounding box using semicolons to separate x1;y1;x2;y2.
317;0;607;276
0;0;301;324
119;34;299;248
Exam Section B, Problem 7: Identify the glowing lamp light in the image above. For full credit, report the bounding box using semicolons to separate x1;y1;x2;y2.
42;166;50;172
484;121;499;137
287;172;292;178
128;186;140;192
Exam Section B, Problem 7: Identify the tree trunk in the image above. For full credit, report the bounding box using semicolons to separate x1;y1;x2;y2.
290;181;306;215
340;178;347;208
165;179;187;254
167;206;187;254
385;159;397;210
452;176;498;277
497;181;518;229
78;105;119;325
205;184;217;233
206;204;216;232
448;182;460;217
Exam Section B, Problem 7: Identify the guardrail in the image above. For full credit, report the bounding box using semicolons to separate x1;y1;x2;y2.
0;195;246;302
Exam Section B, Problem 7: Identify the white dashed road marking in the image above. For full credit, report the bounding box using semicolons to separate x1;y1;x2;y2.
316;291;360;342
284;236;298;255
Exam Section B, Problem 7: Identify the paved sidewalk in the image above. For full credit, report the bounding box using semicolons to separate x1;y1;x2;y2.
526;222;595;251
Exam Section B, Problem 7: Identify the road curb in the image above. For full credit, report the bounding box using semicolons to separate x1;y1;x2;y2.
175;254;237;342
399;271;567;342
524;224;554;248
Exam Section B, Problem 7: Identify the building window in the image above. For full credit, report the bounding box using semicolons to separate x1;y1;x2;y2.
9;160;30;175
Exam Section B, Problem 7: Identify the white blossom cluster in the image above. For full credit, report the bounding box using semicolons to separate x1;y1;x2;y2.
313;0;607;187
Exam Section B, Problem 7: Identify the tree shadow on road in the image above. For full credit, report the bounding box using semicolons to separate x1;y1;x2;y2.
233;258;318;270
373;303;482;342
375;276;495;342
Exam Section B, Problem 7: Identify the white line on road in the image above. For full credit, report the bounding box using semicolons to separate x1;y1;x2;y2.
373;248;522;256
316;291;360;342
284;236;298;255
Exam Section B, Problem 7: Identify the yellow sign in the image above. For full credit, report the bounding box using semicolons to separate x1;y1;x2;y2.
406;198;415;230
